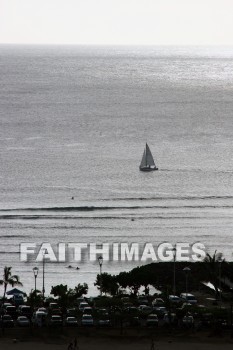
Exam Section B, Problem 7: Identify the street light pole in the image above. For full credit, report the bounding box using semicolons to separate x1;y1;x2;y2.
183;267;191;297
219;257;223;306
33;267;39;292
172;247;177;295
42;251;45;302
98;256;103;296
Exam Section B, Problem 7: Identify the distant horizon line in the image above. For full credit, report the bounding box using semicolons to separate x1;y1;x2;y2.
1;43;233;47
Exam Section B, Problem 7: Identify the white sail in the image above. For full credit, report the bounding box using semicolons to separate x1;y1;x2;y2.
145;143;155;167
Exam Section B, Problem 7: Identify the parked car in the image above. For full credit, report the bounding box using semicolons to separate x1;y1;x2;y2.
0;315;14;328
81;314;94;326
121;296;131;303
83;307;93;315
180;302;193;311
137;296;148;305
163;313;177;325
5;306;17;319
152;298;164;306
182;314;194;327
152;306;167;318
146;314;159;327
169;295;181;304
138;305;152;314
12;294;24;306
98;318;111;326
37;307;48;315
75;296;85;304
79;302;89;312
51;308;62;316
32;311;47;327
97;308;109;317
66;308;77;317
17;316;30;327
18;305;33;319
125;306;139;316
130;316;140;327
49;302;59;311
65;316;78;327
2;303;12;311
180;293;197;304
49;315;63;326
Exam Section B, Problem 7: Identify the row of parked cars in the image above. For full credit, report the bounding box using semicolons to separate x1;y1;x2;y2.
31;293;198;328
0;292;201;330
0;299;111;328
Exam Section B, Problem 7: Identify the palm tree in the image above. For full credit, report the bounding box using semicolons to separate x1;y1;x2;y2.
203;250;224;298
0;266;23;302
0;267;22;333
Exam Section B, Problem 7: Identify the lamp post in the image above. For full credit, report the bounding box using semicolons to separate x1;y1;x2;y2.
219;257;223;306
183;267;191;297
33;267;39;292
172;247;177;295
42;251;45;302
98;256;103;296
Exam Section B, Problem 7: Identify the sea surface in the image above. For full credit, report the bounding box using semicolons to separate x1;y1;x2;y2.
0;45;233;295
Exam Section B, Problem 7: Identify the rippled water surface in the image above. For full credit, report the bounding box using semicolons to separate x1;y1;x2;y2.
0;45;233;294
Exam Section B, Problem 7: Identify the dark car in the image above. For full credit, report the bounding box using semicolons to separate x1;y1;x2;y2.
146;314;159;327
18;305;33;319
2;303;12;312
66;308;77;317
5;306;17;320
0;315;14;328
17;316;30;327
51;308;62;316
49;315;63;326
49;302;59;310
98;318;111;327
12;294;24;307
126;307;139;316
198;313;213;329
130;316;140;326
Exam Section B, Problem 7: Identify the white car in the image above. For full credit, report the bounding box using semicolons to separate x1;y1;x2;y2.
81;314;94;326
37;307;48;315
65;316;78;326
32;311;46;327
17;316;30;327
180;293;197;305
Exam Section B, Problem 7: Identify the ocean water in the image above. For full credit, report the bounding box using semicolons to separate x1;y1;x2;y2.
0;45;233;295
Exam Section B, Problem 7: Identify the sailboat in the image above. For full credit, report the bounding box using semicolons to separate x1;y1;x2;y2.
139;143;158;171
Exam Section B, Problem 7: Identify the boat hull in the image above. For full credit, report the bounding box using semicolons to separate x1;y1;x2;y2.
139;166;158;172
